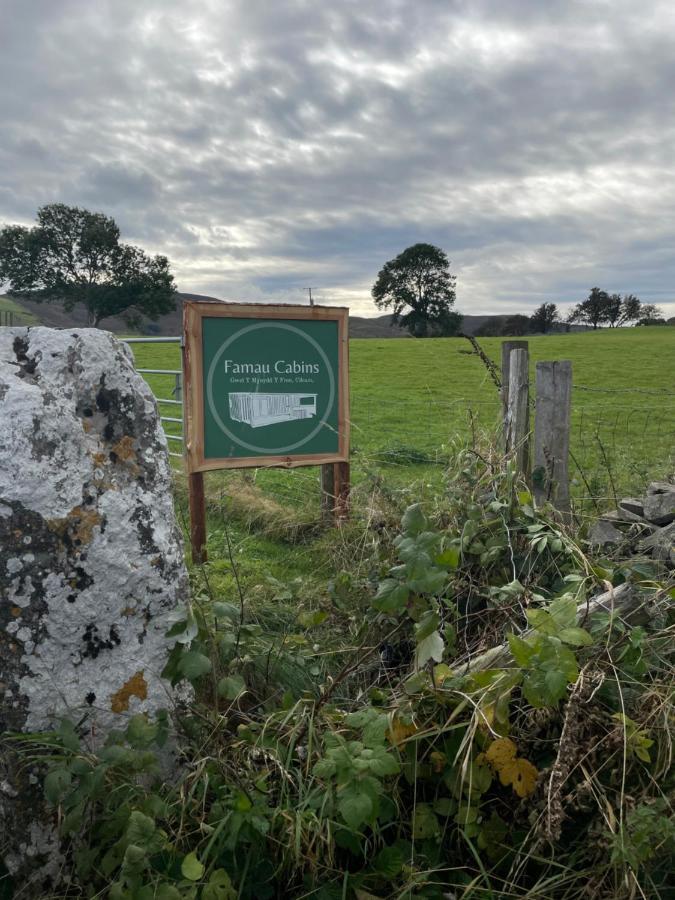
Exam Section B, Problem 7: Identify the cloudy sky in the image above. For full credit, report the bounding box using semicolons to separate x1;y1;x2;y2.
1;0;674;318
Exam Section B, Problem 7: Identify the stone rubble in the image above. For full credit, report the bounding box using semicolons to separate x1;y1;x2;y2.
588;480;675;568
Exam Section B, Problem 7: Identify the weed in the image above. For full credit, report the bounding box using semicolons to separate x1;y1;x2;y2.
6;447;674;899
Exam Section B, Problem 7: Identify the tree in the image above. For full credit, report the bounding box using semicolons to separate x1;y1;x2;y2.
568;287;612;329
605;293;645;327
605;293;623;327
501;314;530;336
529;302;559;334
635;303;665;325
617;294;642;326
0;204;176;328
372;243;461;337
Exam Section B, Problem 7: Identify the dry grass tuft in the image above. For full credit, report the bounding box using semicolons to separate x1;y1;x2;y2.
203;474;321;543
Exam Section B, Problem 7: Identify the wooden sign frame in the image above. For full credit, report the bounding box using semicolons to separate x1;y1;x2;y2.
183;300;349;472
181;301;350;561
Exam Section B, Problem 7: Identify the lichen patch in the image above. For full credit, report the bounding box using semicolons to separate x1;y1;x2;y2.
48;506;102;546
110;670;148;713
111;435;136;462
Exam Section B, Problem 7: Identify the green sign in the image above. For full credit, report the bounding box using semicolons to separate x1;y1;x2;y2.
201;315;341;460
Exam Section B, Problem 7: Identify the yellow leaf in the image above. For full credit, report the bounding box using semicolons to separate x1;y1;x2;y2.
433;663;454;685
499;757;538;798
480;702;496;729
388;716;417;747
430;751;446;773
485;737;517;771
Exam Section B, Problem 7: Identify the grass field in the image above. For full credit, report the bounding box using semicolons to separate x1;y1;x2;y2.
127;326;675;591
131;326;675;497
0;295;40;325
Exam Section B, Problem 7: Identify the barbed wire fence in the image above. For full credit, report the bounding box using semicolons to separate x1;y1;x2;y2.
226;387;674;518
130;340;674;525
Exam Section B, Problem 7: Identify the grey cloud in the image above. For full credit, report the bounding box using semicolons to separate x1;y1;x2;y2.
0;0;674;316
79;163;162;208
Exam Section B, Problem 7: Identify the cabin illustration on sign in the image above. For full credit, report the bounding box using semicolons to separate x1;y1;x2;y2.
228;392;318;428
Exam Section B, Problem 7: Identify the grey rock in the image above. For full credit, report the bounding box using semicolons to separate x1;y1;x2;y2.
603;509;653;529
0;328;188;886
618;497;645;518
639;521;675;567
643;482;675;526
588;519;624;546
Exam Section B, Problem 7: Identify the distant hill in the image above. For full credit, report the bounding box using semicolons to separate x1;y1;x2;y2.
348;313;512;337
1;293;516;338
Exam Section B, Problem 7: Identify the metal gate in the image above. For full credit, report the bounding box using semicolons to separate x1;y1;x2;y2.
123;337;184;461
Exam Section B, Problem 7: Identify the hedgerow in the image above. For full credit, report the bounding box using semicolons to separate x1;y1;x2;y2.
10;448;675;899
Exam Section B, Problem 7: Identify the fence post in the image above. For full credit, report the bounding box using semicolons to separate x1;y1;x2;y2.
533;361;572;513
501;340;529;425
188;472;207;563
505;348;530;479
334;461;350;522
321;464;335;521
321;462;350;524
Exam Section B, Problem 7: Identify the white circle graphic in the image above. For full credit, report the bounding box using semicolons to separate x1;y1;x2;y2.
205;321;336;454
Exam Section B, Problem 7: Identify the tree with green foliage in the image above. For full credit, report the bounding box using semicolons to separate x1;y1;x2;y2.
372;243;461;337
605;293;623;327
0;204;176;328
529;302;559;334
570;290;658;329
605;293;645;327
568;287;611;330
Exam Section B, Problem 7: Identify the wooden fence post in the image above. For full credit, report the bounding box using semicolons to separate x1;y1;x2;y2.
501;340;529;424
181;327;207;564
533;361;572;513
334;461;350;522
188;471;207;563
321;462;350;524
321;463;335;522
505;348;530;479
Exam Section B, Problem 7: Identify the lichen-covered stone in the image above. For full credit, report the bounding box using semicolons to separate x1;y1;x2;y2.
0;327;188;887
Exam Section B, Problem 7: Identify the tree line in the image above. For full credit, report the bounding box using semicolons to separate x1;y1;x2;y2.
1;217;670;336
371;243;669;338
475;291;667;337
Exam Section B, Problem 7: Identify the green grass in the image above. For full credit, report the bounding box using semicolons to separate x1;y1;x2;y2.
130;326;675;496
127;326;674;593
0;294;40;325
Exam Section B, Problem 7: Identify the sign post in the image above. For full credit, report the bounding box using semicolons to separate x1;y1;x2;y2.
182;301;350;562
